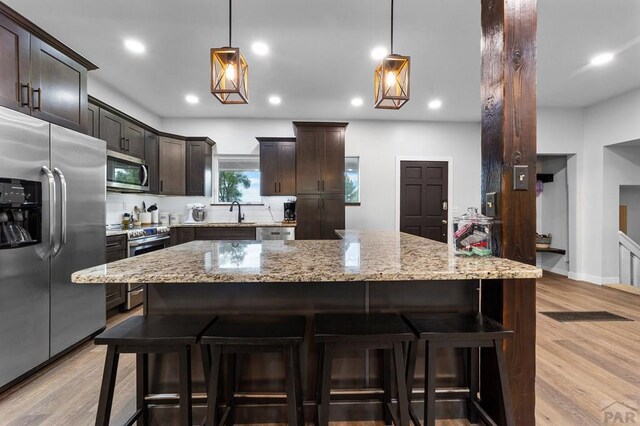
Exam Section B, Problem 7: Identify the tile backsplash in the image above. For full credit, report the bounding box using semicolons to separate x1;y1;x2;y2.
106;193;293;225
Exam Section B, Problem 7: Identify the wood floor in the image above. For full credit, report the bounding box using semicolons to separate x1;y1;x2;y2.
0;273;639;425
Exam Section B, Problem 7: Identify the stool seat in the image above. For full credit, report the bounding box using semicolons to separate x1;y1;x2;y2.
314;313;414;343
201;314;306;345
403;312;513;341
95;315;216;346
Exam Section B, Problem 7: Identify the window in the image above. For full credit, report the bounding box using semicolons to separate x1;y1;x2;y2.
215;156;262;203
345;156;360;204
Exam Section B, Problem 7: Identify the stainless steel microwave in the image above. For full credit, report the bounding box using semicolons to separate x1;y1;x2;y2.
106;150;149;192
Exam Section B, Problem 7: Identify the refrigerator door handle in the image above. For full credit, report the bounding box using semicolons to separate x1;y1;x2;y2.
52;167;67;256
41;166;56;256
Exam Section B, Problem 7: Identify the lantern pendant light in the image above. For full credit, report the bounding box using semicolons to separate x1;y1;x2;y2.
211;0;248;104
374;0;410;109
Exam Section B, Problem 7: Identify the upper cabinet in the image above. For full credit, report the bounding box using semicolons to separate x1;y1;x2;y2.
98;107;145;160
293;122;347;195
0;4;97;132
186;138;214;197
258;137;296;196
87;103;99;138
124;121;145;159
158;137;186;195
144;131;159;194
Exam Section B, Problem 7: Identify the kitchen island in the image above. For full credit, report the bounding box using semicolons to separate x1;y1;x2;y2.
72;231;541;424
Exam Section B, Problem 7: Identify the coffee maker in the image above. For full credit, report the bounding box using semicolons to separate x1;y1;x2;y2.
284;200;296;222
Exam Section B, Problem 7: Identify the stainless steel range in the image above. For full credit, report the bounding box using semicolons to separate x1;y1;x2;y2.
125;226;170;309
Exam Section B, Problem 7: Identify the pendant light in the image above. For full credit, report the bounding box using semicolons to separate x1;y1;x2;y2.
211;0;249;104
374;0;410;109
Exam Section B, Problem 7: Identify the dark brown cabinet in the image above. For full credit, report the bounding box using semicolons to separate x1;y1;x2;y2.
87;103;99;138
170;226;257;246
158;137;186;195
170;227;195;246
99;109;125;152
105;235;127;311
30;37;87;132
144;131;159;194
258;138;296;196
124;121;145;159
295;194;344;240
186;139;214;196
0;14;30;114
293;122;348;240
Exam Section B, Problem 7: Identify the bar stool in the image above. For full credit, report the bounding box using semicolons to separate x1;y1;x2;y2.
200;314;306;426
314;313;414;426
403;312;515;426
94;314;216;426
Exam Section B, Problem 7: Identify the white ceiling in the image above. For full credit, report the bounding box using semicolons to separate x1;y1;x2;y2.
6;0;640;122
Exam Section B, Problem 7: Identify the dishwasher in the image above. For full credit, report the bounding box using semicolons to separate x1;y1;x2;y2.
256;227;296;240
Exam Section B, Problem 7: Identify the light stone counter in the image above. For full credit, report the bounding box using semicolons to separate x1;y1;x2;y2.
169;221;296;228
105;229;128;237
73;230;541;284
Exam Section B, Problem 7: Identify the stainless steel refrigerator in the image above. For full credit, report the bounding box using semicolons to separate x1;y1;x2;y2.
0;106;106;389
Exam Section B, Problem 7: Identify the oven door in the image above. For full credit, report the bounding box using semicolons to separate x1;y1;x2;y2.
107;150;149;192
128;235;170;257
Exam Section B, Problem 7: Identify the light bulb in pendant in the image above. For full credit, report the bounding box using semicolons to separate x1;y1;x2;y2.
225;63;236;80
385;71;396;88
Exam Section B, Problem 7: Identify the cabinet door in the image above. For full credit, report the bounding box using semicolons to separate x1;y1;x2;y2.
144;131;159;194
186;141;212;196
321;193;345;240
296;128;322;194
30;37;87;132
170;227;195;246
195;227;256;240
295;194;323;240
99;109;125;152
320;127;345;194
87;103;99;138
0;14;30;113
260;142;279;196
278;142;296;195
124;121;145;159
158;137;185;195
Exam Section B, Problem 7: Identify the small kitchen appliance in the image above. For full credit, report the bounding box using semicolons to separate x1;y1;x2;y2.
185;203;206;223
284;200;296;222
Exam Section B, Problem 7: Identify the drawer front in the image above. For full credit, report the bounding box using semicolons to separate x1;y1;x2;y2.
106;250;126;263
194;227;257;240
106;235;127;253
105;283;124;310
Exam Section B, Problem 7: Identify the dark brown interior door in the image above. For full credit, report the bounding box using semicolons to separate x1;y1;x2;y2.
0;14;30;113
400;161;448;242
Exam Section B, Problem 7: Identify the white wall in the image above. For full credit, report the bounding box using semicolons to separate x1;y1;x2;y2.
620;186;640;243
163;118;481;231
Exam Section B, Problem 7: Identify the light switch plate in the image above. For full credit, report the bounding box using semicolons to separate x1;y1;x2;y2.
514;165;529;191
486;192;497;217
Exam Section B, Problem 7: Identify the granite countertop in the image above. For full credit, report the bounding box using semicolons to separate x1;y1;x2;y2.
169;222;296;228
106;230;129;237
74;230;541;284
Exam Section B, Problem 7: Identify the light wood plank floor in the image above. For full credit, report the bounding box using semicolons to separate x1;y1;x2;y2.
0;273;639;425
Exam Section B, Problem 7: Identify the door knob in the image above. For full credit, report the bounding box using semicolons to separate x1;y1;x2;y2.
442;219;448;224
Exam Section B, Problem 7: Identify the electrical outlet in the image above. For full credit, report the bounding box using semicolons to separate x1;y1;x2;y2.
513;165;529;191
486;192;497;217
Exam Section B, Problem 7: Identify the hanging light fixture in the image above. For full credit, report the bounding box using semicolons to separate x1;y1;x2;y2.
374;0;410;109
211;0;248;104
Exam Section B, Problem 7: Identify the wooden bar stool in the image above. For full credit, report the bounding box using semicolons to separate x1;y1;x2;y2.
314;313;415;426
200;314;306;426
94;315;216;426
403;312;515;426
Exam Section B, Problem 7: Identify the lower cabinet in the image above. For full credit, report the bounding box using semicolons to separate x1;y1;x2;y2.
170;226;257;246
296;193;345;240
105;235;126;311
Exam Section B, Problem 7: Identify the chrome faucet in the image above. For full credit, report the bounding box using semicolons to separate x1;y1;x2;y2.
229;201;244;223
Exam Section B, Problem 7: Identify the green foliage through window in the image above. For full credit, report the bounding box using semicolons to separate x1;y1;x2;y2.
345;157;360;203
218;171;251;202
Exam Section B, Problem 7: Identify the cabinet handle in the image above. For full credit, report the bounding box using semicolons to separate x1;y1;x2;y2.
125;138;130;151
317;180;320;191
32;88;42;110
278;182;281;193
20;83;31;107
106;242;121;248
322;198;325;209
160;181;163;192
120;137;125;150
275;182;277;193
322;180;325;191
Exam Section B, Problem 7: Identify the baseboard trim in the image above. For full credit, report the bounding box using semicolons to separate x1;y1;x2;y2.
566;272;620;285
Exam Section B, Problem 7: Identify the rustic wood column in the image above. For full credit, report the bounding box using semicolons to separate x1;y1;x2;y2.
480;1;537;426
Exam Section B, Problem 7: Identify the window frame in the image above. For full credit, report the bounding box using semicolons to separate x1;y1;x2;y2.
213;154;264;205
345;156;361;205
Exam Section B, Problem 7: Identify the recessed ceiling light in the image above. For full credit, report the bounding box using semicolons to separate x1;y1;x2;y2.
185;94;199;104
371;46;388;60
268;95;281;105
590;52;614;66
351;97;363;107
124;39;145;54
428;99;442;110
252;41;270;56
